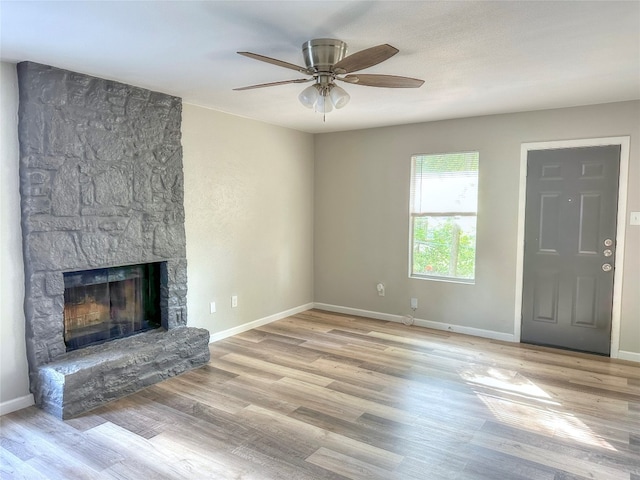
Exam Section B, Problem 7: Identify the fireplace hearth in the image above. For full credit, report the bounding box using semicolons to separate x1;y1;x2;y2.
17;61;210;418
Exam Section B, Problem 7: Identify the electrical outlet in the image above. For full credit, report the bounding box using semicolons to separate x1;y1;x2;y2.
210;301;216;314
630;211;640;226
231;295;238;308
410;297;418;309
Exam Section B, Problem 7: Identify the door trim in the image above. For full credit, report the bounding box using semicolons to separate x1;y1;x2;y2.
514;137;630;358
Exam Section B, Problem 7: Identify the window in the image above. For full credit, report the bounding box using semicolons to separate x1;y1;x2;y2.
410;152;479;282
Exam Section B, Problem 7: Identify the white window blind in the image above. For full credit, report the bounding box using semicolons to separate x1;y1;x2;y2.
410;152;479;281
410;153;479;215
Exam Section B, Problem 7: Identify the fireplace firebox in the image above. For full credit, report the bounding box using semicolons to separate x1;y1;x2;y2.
63;263;162;351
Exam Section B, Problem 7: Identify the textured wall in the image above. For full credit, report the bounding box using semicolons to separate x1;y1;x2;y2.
182;104;314;335
0;62;30;407
16;62;208;417
314;101;639;358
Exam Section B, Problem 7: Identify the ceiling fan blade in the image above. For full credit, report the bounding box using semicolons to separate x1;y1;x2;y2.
233;78;312;91
340;74;424;88
237;51;310;74
333;44;399;73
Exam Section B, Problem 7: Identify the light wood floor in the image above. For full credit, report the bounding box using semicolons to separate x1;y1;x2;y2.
2;309;639;479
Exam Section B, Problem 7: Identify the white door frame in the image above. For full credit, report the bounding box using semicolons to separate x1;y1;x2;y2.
514;136;630;358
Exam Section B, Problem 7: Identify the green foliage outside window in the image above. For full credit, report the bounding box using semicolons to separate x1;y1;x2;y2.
412;217;476;279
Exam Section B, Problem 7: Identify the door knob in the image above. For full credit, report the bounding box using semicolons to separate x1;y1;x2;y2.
602;263;612;272
603;249;613;257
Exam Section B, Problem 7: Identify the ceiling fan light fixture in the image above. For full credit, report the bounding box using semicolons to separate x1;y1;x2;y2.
238;38;423;117
329;84;350;109
314;91;333;114
298;84;319;108
299;82;349;113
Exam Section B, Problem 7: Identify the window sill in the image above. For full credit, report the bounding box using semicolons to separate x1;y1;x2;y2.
409;274;475;285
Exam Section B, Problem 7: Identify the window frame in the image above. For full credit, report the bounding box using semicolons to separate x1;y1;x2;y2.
408;151;479;283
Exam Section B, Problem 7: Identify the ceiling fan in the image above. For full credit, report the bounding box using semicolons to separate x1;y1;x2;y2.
234;38;424;115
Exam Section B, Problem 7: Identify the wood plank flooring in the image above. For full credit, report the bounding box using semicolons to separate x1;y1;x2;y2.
2;309;639;479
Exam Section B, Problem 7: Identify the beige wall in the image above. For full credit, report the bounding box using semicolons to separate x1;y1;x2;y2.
314;101;639;357
0;62;30;406
182;104;314;336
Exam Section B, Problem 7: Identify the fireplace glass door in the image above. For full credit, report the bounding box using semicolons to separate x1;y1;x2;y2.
63;263;161;351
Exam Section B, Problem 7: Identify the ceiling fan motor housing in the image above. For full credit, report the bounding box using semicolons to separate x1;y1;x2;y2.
302;39;347;72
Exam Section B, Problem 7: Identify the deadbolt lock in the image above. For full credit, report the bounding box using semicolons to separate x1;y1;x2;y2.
604;238;613;247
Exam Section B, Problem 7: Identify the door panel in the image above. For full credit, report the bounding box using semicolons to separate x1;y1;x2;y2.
532;270;559;323
573;275;597;327
521;146;620;355
578;193;601;254
539;193;561;252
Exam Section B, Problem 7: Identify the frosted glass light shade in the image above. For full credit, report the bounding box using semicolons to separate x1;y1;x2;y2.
329;85;350;109
314;93;333;113
298;85;319;108
300;82;349;113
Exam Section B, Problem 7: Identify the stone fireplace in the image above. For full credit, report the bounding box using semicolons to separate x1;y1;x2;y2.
17;62;210;419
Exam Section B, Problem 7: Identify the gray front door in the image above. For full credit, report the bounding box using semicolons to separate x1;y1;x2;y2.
521;145;620;355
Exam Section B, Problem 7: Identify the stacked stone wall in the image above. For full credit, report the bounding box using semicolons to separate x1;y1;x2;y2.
16;62;208;418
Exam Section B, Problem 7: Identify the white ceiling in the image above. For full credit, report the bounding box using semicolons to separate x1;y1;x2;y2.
1;1;638;134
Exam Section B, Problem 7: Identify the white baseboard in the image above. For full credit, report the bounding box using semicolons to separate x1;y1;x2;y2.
208;302;315;343
313;303;516;343
313;303;403;323
617;350;640;363
0;394;34;416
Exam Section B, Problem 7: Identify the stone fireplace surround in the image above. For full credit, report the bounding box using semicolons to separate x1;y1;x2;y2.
17;62;210;419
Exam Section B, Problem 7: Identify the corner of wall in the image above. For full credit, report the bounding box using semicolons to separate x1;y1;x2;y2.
0;61;31;407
